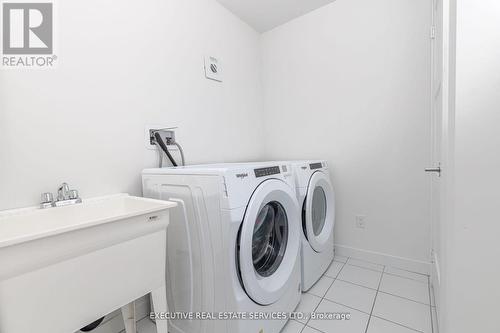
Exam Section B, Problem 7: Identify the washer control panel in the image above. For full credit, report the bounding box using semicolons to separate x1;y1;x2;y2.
254;166;281;178
309;162;323;170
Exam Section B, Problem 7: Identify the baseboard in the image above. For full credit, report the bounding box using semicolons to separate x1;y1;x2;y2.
80;295;151;333
335;244;431;275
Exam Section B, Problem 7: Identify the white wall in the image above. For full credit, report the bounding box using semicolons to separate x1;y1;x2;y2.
0;0;435;268
440;0;500;331
261;0;432;266
0;0;264;210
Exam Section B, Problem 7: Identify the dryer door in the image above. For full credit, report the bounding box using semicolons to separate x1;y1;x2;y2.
238;179;300;305
303;171;335;253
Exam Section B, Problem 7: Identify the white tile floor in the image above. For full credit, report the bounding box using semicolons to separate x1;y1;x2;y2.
285;255;436;333
135;255;436;333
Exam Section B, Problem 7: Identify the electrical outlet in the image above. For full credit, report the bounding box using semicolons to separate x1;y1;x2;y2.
356;215;367;229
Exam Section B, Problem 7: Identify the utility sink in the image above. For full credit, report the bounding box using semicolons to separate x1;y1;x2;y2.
0;194;176;333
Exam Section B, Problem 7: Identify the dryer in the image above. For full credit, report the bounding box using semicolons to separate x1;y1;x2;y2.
142;163;301;333
289;161;335;291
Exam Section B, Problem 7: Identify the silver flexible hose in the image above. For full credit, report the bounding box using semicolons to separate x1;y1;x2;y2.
154;139;185;167
174;142;186;166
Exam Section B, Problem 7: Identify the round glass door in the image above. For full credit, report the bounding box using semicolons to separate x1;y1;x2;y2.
304;171;335;253
311;187;327;236
252;201;288;277
238;179;300;305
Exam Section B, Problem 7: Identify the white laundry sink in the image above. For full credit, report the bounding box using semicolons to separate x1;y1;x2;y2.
0;194;176;333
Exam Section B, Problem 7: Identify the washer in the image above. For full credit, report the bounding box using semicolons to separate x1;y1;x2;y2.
142;163;301;333
289;160;335;291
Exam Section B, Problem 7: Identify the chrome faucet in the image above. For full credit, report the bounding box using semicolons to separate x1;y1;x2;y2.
40;183;82;209
57;183;70;201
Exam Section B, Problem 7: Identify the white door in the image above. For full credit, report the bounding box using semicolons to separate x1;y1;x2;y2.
430;0;443;281
238;179;300;305
429;0;450;312
303;171;335;253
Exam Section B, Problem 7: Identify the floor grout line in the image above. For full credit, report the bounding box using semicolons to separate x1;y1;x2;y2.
385;266;430;276
383;271;430;283
301;256;432;333
367;272;430;333
364;265;385;333
335;278;380;291
344;262;429;284
323;261;348;279
370;314;426;333
332;275;431;303
346;258;385;272
302;323;328;333
343;262;385;273
296;318;306;333
318;298;373;316
376;290;432;306
303;258;348;331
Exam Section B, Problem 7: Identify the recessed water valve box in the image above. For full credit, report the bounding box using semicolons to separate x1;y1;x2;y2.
144;125;177;150
149;129;175;146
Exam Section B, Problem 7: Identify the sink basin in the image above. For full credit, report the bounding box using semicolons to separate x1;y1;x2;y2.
0;193;175;248
0;194;176;333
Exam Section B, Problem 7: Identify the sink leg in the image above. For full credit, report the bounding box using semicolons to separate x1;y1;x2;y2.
151;285;168;333
121;301;137;333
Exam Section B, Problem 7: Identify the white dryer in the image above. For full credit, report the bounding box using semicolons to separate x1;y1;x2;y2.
142;163;301;333
289;161;335;291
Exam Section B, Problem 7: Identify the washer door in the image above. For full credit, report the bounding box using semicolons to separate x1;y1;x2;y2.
238;179;300;305
303;171;335;253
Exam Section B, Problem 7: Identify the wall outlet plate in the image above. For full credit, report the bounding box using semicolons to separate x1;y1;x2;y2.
356;215;367;229
204;56;222;82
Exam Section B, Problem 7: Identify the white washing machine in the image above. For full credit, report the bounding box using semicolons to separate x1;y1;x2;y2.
289;161;335;291
142;163;302;333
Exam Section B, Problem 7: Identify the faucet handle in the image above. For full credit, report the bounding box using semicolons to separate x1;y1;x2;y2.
41;192;54;204
40;192;55;209
69;190;79;200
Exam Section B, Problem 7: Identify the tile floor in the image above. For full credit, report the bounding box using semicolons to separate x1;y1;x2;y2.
283;255;436;333
135;255;436;333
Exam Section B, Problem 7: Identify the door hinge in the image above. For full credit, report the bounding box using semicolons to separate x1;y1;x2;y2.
430;26;436;39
